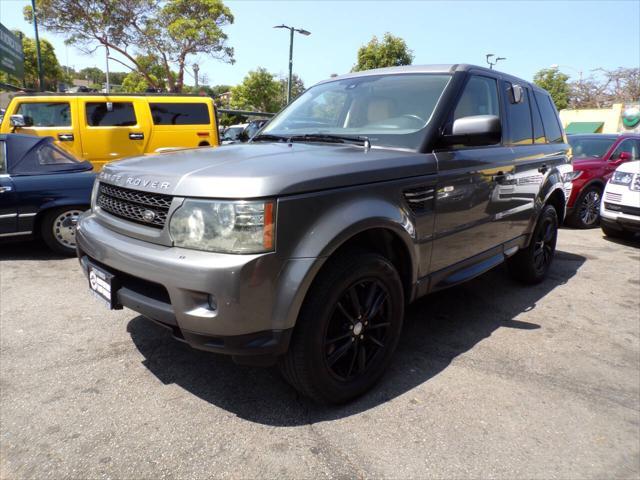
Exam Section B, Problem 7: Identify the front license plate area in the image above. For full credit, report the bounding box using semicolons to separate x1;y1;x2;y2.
88;263;119;309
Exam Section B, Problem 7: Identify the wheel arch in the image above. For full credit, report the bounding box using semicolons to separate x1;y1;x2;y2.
33;202;89;236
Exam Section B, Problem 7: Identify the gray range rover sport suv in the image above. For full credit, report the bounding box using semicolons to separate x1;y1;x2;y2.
77;64;571;404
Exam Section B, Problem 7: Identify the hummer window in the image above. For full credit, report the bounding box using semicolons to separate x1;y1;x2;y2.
16;102;71;127
150;103;210;125
86;102;137;127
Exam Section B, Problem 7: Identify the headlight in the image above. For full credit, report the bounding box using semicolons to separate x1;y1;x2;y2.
169;199;275;253
610;171;634;186
562;170;583;182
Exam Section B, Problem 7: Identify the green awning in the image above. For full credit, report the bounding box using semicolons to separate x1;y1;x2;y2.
565;122;604;134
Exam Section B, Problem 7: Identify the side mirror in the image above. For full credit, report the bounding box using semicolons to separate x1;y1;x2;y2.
511;84;525;104
10;114;26;128
618;151;631;162
442;115;501;147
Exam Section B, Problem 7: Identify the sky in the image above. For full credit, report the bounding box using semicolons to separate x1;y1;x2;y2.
1;0;639;88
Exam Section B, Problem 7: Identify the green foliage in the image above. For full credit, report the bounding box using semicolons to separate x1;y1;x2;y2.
230;68;282;113
25;0;234;92
0;31;62;90
120;55;168;92
78;67;105;84
277;74;305;104
533;68;570;110
353;33;413;72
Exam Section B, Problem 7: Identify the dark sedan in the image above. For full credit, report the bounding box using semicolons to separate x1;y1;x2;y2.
0;134;95;255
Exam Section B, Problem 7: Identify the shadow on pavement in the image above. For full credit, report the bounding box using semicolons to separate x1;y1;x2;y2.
0;239;67;261
127;250;586;425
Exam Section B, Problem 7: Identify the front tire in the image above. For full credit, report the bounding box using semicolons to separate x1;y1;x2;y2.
568;185;602;228
508;204;558;284
41;206;86;256
279;252;404;404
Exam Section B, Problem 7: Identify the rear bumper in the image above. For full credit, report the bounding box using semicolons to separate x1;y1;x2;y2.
76;212;299;358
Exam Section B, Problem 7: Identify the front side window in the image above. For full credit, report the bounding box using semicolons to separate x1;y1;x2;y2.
86;102;136;127
505;82;533;146
36;145;76;165
453;75;500;120
261;74;451;150
611;139;640;160
16;102;71;127
150;103;210;125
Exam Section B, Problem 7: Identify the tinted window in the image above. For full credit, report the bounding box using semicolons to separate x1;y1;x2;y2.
86;102;136;127
150;103;210;125
36;145;76;165
530;89;545;144
505;82;533;145
17;102;71;127
0;141;6;174
534;91;563;143
454;75;500;120
611;139;640;160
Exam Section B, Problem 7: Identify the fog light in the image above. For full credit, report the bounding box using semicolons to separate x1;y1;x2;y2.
208;295;218;311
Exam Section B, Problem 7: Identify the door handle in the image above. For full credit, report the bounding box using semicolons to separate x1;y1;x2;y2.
538;164;548;174
58;133;74;141
129;132;144;140
0;186;12;193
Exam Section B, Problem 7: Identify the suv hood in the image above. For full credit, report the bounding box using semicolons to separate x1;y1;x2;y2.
98;143;436;198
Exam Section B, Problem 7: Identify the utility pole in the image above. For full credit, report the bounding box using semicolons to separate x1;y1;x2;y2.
273;24;311;104
30;0;44;91
193;64;199;88
105;43;110;93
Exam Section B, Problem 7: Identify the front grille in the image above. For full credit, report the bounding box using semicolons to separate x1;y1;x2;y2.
97;183;173;228
604;202;640;217
605;191;622;203
633;175;640;192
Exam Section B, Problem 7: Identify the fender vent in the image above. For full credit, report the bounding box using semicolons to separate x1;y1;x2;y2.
403;186;435;214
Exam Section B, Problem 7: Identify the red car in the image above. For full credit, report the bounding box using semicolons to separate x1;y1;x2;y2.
565;134;640;228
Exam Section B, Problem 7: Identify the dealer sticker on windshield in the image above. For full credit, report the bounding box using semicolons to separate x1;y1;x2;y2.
88;263;117;309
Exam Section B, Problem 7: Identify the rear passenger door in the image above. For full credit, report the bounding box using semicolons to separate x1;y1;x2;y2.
78;99;150;169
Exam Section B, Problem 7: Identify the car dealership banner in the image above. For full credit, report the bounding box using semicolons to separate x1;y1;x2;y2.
0;23;24;79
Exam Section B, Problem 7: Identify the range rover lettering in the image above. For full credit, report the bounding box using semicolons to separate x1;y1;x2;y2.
76;65;570;404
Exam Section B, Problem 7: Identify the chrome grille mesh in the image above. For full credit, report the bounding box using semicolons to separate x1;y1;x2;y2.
97;183;172;228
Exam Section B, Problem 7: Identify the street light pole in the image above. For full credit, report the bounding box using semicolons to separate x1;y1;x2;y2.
274;24;311;104
30;0;44;91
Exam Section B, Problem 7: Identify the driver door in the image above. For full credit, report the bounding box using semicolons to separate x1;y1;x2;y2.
0;141;17;234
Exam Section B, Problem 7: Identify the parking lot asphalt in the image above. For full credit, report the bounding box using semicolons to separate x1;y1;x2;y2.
1;228;639;479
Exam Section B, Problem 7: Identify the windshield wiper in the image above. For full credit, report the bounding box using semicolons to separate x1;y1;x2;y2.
251;133;289;142
288;133;371;148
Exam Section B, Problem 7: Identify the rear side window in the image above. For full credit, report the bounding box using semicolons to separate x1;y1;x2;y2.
0;141;6;173
150;103;210;125
86;102;137;127
530;89;545;144
534;91;563;143
611;139;640;161
16;102;71;127
504;82;533;146
36;145;76;165
453;76;500;120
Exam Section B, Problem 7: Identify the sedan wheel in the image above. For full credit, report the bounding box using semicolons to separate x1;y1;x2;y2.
41;207;87;256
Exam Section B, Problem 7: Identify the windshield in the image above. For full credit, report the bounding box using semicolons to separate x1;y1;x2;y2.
568;136;616;159
261;74;451;150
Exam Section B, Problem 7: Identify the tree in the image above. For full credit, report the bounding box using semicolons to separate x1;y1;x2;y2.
533;68;570;110
353;33;413;72
277;74;305;106
78;67;105;85
567;68;639;109
25;0;234;92
230;68;282;113
120;55;168;92
0;31;62;90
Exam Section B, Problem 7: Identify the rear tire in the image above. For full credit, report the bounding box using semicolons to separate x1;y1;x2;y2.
568;185;602;228
41;206;86;256
279;251;404;404
508;204;558;284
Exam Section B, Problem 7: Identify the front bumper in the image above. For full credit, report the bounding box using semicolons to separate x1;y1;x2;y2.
76;212;297;358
